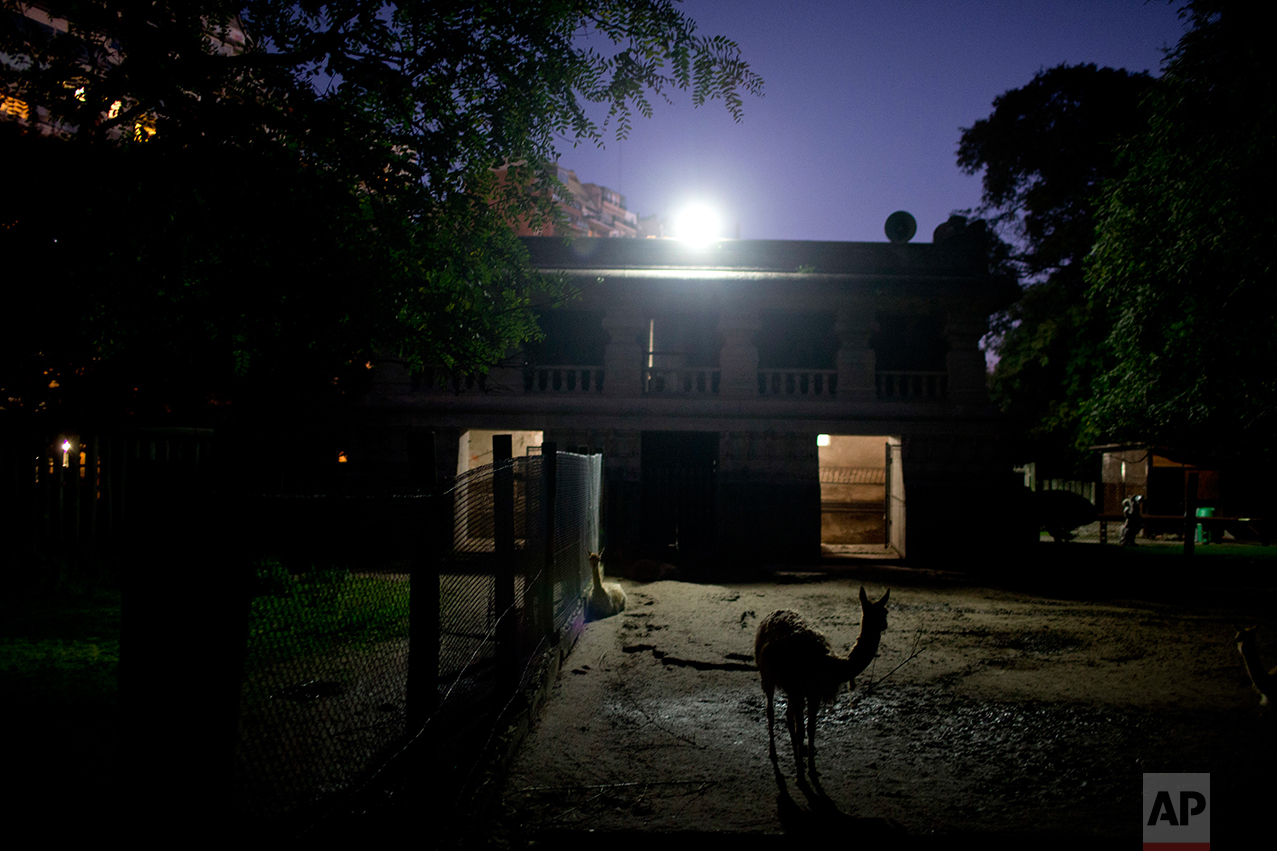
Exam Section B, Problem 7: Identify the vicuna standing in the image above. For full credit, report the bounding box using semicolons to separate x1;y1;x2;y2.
754;586;890;785
1235;625;1276;711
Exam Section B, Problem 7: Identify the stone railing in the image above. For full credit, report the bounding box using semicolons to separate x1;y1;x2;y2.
526;365;605;393
875;371;948;400
643;367;720;395
757;369;838;398
411;367;482;393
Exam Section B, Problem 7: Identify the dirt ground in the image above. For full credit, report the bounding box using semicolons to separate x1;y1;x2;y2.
484;556;1277;846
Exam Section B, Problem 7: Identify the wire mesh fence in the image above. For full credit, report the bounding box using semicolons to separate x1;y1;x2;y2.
233;447;602;822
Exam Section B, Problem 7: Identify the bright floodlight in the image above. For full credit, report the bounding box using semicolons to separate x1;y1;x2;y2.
673;204;721;246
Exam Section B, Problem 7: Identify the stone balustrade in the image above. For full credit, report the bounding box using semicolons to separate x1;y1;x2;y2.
525;365;605;393
875;370;948;400
642;367;720;396
757;369;838;398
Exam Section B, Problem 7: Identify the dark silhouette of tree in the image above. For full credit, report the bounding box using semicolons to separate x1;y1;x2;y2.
956;63;1154;477
1086;1;1275;461
0;1;762;422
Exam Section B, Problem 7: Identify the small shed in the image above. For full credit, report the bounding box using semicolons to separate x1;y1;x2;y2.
1096;444;1233;538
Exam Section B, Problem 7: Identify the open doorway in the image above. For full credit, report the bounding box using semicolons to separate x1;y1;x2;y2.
453;429;544;549
818;434;903;556
457;429;544;475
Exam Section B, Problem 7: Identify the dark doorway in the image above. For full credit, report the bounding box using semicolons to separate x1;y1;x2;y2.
641;431;719;562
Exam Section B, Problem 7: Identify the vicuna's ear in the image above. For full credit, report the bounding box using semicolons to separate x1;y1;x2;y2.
880;588;890;606
859;586;868;606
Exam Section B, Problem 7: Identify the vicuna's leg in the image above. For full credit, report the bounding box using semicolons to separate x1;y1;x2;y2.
806;698;820;779
763;683;778;762
785;697;805;780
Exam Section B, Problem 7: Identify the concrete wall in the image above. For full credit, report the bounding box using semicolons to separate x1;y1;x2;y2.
719;431;821;568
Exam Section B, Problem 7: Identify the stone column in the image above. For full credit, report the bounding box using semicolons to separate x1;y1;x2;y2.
717;306;760;399
835;300;878;403
602;307;646;397
945;310;990;404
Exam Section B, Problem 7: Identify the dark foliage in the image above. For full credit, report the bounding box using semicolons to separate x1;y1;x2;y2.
1086;1;1276;460
0;1;762;423
957;63;1154;477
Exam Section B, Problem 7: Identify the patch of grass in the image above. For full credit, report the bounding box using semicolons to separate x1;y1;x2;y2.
0;637;120;704
245;560;411;669
2;580;122;823
1114;541;1277;562
0;585;121;707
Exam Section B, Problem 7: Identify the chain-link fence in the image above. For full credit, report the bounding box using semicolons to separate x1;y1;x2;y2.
233;447;601;823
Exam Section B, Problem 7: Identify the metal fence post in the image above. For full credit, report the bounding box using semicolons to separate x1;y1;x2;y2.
407;431;439;731
493;435;516;693
120;455;249;833
541;442;557;643
1183;471;1198;557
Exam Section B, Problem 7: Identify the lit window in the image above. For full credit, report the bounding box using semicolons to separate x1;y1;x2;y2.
337;452;348;464
817;434;831;447
1;96;30;121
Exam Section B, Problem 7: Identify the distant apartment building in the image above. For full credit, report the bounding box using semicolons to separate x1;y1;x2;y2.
1;5;246;139
500;162;651;239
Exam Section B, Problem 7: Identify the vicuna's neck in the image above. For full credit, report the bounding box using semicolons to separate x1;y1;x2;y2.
843;624;885;680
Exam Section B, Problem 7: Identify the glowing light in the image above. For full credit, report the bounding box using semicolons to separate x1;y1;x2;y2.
337;451;348;464
817;434;831;447
107;100;121;119
61;440;71;452
672;204;722;246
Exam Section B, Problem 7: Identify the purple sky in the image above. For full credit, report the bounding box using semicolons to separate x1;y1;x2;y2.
554;0;1188;243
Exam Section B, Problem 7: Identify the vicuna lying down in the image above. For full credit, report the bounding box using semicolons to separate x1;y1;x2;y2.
586;551;626;620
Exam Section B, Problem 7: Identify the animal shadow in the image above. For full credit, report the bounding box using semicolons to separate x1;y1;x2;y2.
774;774;903;841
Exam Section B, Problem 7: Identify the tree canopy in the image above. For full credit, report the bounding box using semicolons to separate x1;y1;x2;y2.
1085;0;1275;458
956;63;1153;476
0;1;762;422
962;2;1275;484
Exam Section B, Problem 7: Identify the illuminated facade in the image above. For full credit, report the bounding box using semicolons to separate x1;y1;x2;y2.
356;234;1019;570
